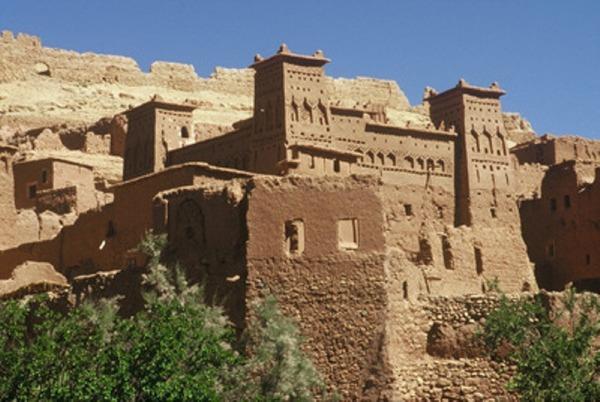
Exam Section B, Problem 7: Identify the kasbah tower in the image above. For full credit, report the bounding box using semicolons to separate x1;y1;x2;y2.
0;29;599;399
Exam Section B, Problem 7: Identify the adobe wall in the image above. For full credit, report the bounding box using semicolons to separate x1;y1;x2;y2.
158;181;250;327
512;135;600;166
514;161;547;199
245;176;389;399
51;161;97;212
0;163;254;279
520;161;600;290
380;178;536;297
13;158;54;209
0;146;19;249
13;159;97;213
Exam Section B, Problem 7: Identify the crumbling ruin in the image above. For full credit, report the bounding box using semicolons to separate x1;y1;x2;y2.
0;33;599;399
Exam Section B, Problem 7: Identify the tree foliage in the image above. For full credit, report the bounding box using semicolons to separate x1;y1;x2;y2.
481;289;600;401
0;232;327;401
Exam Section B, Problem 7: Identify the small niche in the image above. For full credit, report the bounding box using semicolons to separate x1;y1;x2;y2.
441;235;454;270
404;204;413;216
285;219;305;256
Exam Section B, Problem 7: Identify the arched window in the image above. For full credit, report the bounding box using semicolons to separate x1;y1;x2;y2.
426;159;434;171
290;99;299;122
417;158;424;170
498;133;507;155
471;130;480;152
318;102;328;125
387;153;396;166
483;131;493;154
436;159;445;172
377;152;385;165
366;151;375;164
405;156;414;169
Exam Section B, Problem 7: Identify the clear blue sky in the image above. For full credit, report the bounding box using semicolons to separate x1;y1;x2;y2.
2;1;599;137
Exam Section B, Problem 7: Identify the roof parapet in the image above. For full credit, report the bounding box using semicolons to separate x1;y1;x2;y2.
250;43;330;69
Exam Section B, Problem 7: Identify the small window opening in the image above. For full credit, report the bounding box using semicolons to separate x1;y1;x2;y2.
402;281;408;299
41;170;48;184
180;126;190;139
106;221;116;238
474;246;483;275
490;208;497;218
404;204;413;216
564;195;571;209
337;218;359;250
586;254;591;265
550;198;557;212
310;156;315;169
285;219;304;256
28;184;37;199
522;282;532;292
333;159;340;173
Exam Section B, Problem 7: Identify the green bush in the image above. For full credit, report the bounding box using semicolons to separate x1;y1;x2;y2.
0;232;327;401
481;290;600;401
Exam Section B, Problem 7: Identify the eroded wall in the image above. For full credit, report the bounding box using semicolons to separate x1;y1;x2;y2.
245;176;389;399
520;161;600;290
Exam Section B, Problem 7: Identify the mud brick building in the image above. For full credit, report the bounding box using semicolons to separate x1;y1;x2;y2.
1;42;599;399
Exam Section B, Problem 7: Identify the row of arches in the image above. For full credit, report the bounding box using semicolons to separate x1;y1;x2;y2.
290;97;328;125
357;149;447;173
471;128;507;156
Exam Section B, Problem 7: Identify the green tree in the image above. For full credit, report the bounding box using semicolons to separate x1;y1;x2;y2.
0;232;330;401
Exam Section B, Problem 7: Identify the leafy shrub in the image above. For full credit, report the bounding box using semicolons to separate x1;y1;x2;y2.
480;289;600;401
0;232;327;401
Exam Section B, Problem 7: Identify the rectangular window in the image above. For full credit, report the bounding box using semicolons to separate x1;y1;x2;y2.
27;183;37;199
285;219;304;256
41;169;48;184
404;204;413;216
550;198;557;212
333;159;340;173
564;195;571;209
338;218;359;250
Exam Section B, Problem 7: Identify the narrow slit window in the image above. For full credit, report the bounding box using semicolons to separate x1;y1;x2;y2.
28;184;37;199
